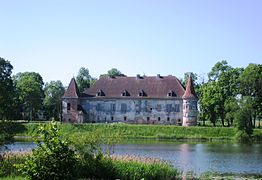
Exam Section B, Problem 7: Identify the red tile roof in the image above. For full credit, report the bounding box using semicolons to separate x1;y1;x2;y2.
182;76;197;99
84;75;186;98
63;78;80;98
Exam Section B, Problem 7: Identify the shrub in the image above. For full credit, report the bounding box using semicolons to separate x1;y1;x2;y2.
16;121;78;180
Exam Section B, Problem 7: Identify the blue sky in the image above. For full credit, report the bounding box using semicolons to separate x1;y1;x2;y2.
1;0;261;85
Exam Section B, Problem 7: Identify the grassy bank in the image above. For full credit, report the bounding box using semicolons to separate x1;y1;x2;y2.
16;123;262;142
0;152;179;180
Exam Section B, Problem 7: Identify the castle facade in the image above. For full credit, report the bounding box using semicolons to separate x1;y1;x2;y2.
62;74;198;126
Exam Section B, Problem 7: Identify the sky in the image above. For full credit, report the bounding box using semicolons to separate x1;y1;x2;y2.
1;0;261;85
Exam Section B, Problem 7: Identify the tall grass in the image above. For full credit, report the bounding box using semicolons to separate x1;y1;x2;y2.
0;152;28;177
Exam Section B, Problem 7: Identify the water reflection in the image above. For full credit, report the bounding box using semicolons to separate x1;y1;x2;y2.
1;141;262;175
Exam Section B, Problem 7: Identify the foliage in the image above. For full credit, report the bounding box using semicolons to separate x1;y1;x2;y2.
183;72;198;87
16;122;78;180
239;63;262;127
0;121;26;146
100;68;126;78
13;72;44;121
0;58;17;120
235;97;253;136
199;60;243;127
224;98;239;127
43;80;65;121
76;67;97;92
0;152;28;177
198;82;220;126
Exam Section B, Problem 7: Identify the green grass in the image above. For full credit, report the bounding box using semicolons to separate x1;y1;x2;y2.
17;123;236;140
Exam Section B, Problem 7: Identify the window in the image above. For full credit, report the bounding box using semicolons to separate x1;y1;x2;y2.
166;104;172;112
167;117;170;121
167;90;176;97
147;117;150;121
96;103;101;111
138;90;147;97
121;103;127;113
156;104;161;111
111;116;114;121
124;116;127;121
110;104;116;111
67;103;71;110
158;117;161;121
96;89;105;96
77;104;82;111
174;104;180;112
121;90;130;96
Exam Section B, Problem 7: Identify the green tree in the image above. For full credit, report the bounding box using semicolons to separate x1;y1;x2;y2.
203;60;243;126
14;72;44;121
17;121;78;179
239;63;262;128
183;72;198;87
107;68;125;77
43;81;65;121
235;97;253;138
198;81;221;126
76;67;97;92
224;98;239;127
0;57;17;120
100;68;126;78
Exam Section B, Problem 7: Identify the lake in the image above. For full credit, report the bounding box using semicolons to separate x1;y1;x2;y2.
1;141;262;175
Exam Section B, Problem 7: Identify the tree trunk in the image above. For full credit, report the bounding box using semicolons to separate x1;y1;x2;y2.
221;111;225;127
253;112;256;128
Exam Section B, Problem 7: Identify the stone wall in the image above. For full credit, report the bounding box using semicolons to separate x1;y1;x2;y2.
62;98;81;123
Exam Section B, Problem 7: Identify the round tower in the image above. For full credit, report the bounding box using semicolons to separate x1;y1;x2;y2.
182;76;198;126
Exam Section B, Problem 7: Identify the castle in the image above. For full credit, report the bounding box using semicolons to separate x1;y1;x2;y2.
62;74;198;126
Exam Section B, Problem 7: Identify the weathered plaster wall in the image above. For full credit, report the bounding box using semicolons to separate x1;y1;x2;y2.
81;98;183;125
182;99;198;126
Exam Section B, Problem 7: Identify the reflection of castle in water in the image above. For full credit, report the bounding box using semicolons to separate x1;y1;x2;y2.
62;75;198;126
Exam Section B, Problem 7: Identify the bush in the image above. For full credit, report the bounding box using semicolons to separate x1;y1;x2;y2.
235;130;251;143
16;121;78;180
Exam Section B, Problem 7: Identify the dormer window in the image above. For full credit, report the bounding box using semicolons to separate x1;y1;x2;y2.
138;89;147;97
96;89;105;96
121;89;130;96
167;90;176;97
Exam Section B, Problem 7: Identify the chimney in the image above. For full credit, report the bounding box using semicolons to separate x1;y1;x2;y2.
157;74;161;79
136;74;141;79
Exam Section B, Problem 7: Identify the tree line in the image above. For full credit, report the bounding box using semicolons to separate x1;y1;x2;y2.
0;57;125;121
0;57;261;131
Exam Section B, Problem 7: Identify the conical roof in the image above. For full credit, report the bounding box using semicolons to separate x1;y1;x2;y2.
63;77;80;98
182;76;197;99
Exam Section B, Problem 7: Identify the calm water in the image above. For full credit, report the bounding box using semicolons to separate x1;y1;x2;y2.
1;141;262;175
